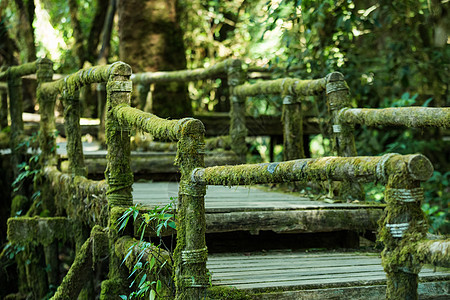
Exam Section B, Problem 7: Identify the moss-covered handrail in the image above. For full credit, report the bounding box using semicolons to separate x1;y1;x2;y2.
338;107;450;128
231;74;328;162
232;76;327;98
112;104;182;141
131;58;233;84
0;60;38;81
191;154;433;186
39;62;126;95
416;239;450;268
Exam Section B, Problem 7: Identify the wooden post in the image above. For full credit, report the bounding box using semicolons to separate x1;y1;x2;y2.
36;58;57;166
0;87;7;129
97;82;107;144
174;118;208;300
137;82;150;111
101;62;133;299
105;62;133;208
380;154;433;300
62;89;87;177
282;94;305;160
228;59;247;163
8;74;25;185
326;72;364;201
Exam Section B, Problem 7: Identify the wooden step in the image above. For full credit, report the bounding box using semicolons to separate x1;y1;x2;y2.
132;182;384;236
206;251;450;299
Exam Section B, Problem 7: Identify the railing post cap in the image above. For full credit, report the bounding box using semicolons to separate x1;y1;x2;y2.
406;154;434;181
326;71;345;83
109;61;132;76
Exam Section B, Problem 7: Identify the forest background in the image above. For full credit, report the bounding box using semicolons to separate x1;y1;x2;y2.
1;0;448;233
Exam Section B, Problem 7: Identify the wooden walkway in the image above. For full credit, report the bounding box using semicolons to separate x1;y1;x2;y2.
132;182;384;235
207;251;450;299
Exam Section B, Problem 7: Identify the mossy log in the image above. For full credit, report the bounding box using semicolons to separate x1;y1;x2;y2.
416;239;450;268
131;59;232;84
339;107;450;128
191;154;433;187
7;216;69;246
233;77;327;98
51;226;108;300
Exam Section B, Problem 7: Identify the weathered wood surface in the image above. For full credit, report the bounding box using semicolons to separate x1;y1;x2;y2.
132;182;384;234
207;251;450;298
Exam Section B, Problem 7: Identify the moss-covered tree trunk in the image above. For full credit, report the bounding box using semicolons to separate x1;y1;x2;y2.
117;0;191;118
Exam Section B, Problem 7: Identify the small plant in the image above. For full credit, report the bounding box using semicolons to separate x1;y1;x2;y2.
117;198;176;299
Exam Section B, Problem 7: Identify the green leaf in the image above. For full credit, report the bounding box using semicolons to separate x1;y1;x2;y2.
138;273;147;288
149;289;156;300
149;256;156;271
119;295;127;300
156;280;162;293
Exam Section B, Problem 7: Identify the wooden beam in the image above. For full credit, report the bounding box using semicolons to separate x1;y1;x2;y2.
205;208;383;234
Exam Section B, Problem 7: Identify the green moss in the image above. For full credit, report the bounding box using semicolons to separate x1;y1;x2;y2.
340;107;450;128
7;216;69;246
131;58;231;84
282;101;305;160
233;77;327;97
10;195;29;217
206;286;252;300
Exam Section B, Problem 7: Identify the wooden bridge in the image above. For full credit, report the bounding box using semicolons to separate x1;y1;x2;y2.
0;58;449;299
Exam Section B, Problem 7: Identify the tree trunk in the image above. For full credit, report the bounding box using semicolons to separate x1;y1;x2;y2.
117;0;191;118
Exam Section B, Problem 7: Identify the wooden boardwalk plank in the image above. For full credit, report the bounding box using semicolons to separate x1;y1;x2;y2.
207;251;450;291
132;182;384;212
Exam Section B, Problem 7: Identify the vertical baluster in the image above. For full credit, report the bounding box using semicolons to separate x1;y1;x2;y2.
174;117;208;300
282;94;305;160
0;86;8;129
36;58;57;166
380;154;433;299
62;88;87;177
101;61;133;298
326;72;364;201
228;59;247;163
105;62;133;208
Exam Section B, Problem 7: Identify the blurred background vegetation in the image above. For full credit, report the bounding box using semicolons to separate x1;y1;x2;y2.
1;0;448;233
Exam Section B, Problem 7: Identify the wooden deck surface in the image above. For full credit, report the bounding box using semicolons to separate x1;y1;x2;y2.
207;251;450;298
132;182;383;212
132;182;384;235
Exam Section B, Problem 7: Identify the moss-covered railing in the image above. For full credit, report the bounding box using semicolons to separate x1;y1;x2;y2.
110;103;208;299
232;72;365;198
0;59;47;197
131;58;247;162
232;75;328;161
189;153;449;299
